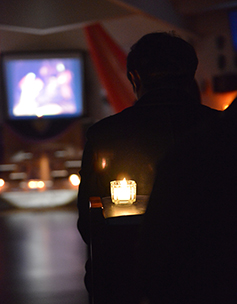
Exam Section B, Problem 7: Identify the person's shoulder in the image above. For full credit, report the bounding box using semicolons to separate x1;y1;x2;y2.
196;103;222;119
87;106;135;138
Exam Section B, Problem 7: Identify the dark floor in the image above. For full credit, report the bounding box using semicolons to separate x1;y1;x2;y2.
0;204;89;304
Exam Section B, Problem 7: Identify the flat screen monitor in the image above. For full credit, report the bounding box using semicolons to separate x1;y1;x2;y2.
1;51;85;120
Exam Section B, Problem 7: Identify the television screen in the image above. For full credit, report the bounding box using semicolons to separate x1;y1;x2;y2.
229;10;237;52
1;51;85;120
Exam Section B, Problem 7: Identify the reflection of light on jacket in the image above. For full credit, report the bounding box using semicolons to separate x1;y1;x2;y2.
101;158;107;169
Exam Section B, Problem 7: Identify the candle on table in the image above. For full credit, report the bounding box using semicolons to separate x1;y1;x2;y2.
110;178;136;205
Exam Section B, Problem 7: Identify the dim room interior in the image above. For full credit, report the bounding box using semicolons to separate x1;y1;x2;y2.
0;0;237;303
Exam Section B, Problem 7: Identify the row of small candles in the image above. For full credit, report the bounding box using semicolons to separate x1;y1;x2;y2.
110;178;136;205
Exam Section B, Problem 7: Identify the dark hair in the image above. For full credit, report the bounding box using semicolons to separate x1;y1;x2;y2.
127;32;198;90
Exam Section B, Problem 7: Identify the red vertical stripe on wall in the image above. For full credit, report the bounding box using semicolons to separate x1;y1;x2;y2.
84;23;135;113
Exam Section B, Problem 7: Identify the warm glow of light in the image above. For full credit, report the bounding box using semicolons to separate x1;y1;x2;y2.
28;181;37;189
69;174;80;186
223;104;229;110
121;177;127;186
0;178;5;188
117;178;130;201
110;178;136;204
28;180;45;189
37;181;45;189
101;158;107;169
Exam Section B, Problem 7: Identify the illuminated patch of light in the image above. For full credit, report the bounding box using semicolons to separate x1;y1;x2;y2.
35;104;62;117
28;180;45;190
56;63;65;72
36;113;43;118
101;158;107;169
26;72;36;80
0;178;5;187
223;104;229;110
1;189;78;208
28;181;37;189
69;174;80;186
37;181;45;189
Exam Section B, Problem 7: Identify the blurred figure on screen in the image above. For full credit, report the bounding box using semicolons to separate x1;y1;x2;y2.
14;61;76;118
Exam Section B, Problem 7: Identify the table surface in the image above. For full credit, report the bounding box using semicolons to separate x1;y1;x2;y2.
101;195;149;219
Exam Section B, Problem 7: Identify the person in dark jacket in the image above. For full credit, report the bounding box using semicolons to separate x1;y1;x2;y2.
136;98;237;303
77;32;219;303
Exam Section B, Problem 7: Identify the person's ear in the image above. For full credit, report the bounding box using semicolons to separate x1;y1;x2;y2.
129;70;141;92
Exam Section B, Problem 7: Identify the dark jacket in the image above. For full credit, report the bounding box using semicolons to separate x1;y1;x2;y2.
136;105;237;303
77;87;219;244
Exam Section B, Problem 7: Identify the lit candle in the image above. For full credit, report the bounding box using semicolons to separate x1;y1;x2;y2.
110;178;136;205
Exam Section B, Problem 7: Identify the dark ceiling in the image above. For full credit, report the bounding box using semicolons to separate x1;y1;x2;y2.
0;0;236;35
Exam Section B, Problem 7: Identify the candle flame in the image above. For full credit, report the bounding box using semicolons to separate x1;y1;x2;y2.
121;178;127;186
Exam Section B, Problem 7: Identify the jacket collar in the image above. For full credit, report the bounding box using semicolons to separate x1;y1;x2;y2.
134;87;197;107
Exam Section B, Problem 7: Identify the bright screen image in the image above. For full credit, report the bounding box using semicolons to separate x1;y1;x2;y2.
3;54;84;119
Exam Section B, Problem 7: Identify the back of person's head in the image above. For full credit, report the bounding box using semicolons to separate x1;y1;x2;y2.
127;32;198;90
